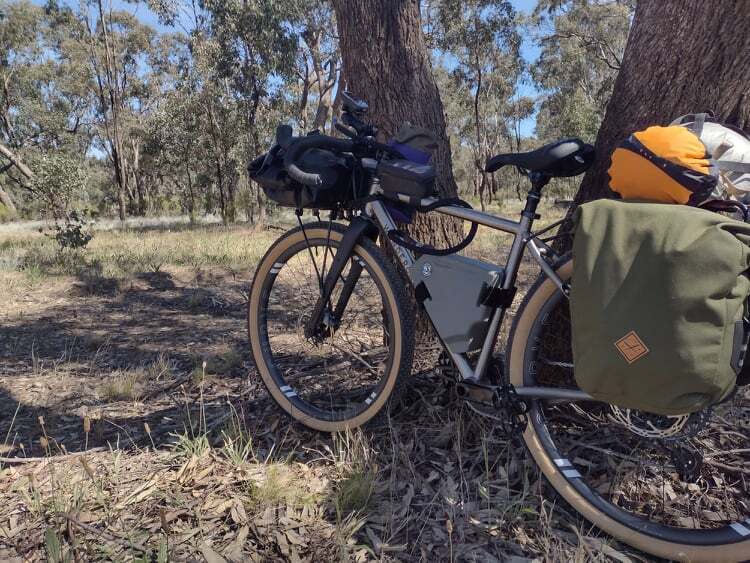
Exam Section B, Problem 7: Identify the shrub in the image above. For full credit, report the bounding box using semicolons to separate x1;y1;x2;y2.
47;210;94;250
29;154;87;220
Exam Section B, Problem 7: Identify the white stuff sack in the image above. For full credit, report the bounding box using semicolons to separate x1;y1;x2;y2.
672;113;750;201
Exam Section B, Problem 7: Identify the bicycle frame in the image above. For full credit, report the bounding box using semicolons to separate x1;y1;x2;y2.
365;187;594;403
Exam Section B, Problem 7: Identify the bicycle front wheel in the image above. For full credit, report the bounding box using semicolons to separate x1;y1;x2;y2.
507;256;750;562
248;221;414;432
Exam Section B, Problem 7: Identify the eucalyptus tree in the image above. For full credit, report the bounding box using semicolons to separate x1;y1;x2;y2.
63;0;159;219
427;0;527;209
0;0;45;214
181;0;303;223
531;0;633;142
0;0;101;216
296;0;340;133
573;0;750;207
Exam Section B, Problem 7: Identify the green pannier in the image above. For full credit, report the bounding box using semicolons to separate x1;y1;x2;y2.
571;200;750;415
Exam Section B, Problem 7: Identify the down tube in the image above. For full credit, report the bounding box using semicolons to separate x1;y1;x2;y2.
365;200;476;381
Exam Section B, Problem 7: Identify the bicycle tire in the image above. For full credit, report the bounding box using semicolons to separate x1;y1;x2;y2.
507;256;750;562
248;222;414;432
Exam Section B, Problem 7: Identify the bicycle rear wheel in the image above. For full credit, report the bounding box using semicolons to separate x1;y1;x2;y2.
507;257;750;562
248;221;414;432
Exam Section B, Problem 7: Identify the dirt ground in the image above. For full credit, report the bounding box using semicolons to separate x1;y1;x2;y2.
0;208;644;562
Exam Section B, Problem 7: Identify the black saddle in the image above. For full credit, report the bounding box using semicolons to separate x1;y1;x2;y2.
486;138;595;178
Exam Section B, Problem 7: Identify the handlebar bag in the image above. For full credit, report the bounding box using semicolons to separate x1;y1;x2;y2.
571;199;750;415
249;147;353;209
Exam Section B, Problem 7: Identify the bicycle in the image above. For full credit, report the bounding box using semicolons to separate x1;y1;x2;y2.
247;95;750;561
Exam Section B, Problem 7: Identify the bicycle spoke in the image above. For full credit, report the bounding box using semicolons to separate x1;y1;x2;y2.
527;289;750;532
261;239;394;418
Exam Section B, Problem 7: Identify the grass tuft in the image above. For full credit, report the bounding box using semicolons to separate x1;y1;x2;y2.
99;369;145;402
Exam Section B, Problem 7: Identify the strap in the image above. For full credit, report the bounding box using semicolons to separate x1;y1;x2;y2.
698;198;749;221
690;112;708;137
733;297;750;383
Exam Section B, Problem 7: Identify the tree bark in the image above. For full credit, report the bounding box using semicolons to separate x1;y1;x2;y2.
332;0;463;341
0;185;16;216
573;0;750;208
331;0;458;198
0;142;29;216
0;142;33;179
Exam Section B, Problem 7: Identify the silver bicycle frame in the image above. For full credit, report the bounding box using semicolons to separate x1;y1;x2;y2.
366;194;593;403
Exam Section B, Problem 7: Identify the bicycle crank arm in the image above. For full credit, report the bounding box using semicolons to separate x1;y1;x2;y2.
514;386;594;402
455;380;496;404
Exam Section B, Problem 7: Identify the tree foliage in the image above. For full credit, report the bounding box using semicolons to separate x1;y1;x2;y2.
0;0;637;220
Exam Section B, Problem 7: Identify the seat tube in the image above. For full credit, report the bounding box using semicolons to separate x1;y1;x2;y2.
505;184;542;287
474;186;541;381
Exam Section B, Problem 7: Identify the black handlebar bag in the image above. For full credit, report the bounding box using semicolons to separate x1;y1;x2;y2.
249;146;354;210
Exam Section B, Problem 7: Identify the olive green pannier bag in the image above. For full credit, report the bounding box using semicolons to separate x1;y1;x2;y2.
571;199;750;415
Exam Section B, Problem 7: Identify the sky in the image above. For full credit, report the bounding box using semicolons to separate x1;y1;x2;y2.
33;0;543;136
510;0;542;136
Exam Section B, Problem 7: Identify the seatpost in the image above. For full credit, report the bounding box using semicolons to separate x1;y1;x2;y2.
522;172;550;223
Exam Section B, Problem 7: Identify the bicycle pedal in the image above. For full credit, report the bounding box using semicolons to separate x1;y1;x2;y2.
456;380;496;405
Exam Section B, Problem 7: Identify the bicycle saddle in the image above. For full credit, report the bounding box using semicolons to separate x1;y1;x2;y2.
486;138;595;178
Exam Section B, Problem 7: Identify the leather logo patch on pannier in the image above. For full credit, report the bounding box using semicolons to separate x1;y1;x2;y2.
615;331;649;364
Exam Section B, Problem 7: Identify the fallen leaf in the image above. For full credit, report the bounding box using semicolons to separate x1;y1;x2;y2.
200;542;227;563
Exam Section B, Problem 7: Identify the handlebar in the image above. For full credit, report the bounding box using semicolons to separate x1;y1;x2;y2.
283;134;403;187
283;135;354;186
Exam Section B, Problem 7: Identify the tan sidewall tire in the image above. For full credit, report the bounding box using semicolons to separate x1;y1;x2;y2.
508;259;750;562
248;227;404;432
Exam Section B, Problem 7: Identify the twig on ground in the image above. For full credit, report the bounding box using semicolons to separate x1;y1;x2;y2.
0;447;106;465
60;512;152;556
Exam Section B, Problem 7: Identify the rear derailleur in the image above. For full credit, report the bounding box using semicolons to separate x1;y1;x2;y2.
435;352;528;436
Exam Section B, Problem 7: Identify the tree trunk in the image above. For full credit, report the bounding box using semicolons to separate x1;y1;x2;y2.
0;142;34;180
333;0;462;342
573;0;750;209
110;143;128;221
256;184;267;224
0;185;16;216
186;165;196;223
0;142;27;217
331;0;458;198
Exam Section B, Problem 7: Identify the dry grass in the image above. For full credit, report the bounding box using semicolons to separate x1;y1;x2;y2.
98;370;146;403
0;199;646;561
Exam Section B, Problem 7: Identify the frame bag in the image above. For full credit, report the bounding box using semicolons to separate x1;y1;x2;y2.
571;200;750;415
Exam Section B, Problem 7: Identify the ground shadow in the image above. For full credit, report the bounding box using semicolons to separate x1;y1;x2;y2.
0;269;254;458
